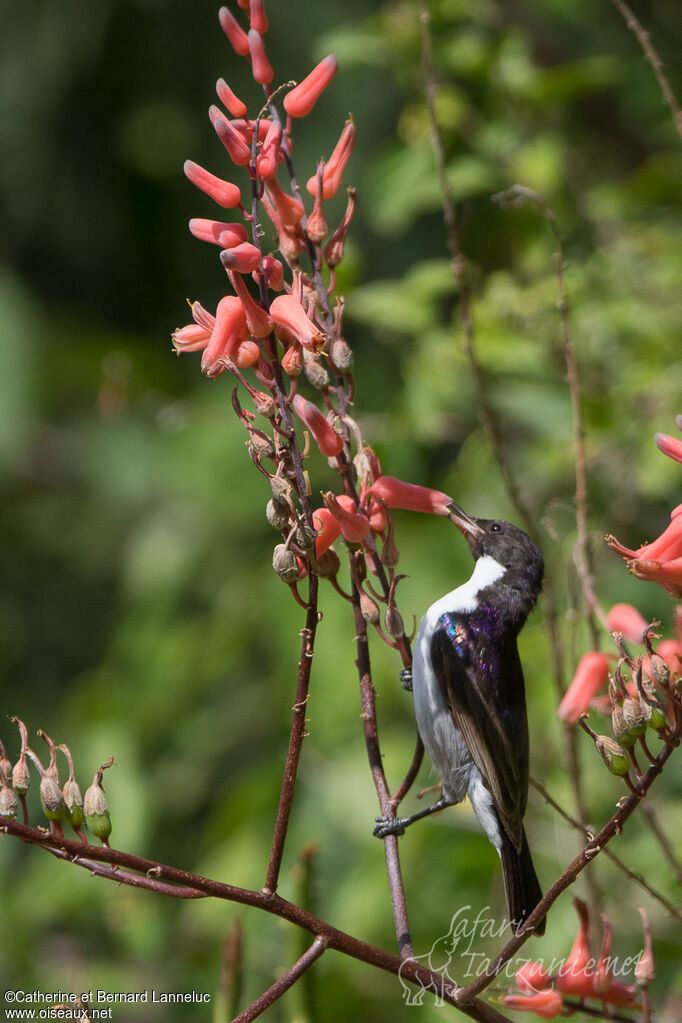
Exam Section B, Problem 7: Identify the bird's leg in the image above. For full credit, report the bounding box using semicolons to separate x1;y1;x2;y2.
373;794;453;838
400;667;413;691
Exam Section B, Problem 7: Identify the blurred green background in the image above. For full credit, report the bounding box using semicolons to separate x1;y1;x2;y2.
1;0;681;1019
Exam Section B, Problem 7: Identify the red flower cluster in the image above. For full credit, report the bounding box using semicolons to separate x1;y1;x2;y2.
172;2;356;382
607;416;682;596
500;899;641;1019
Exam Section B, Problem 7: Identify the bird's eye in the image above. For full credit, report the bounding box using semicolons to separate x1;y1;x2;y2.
490;522;502;533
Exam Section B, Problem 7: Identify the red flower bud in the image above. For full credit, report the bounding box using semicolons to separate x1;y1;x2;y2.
283;55;338;118
256;118;282;180
367;475;453;516
558;652;611;724
306;118;356;199
249;0;269;35
184;161;241;209
248;30;274;85
606;603;647;643
210;107;253;166
655;429;682;464
220;243;262;274
189;218;248;248
215;78;248;118
219;7;250;57
292;395;342;457
235;340;261;368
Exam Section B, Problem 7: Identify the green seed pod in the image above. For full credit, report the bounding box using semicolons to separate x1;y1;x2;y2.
595;736;631;777
611;703;637;748
272;544;300;584
0;783;18;820
84;783;111;841
40;775;66;821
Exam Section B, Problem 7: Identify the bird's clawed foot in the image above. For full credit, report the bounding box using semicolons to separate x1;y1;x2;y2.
373;815;409;838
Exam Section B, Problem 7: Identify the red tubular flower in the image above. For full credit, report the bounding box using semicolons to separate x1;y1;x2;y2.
628;556;682;596
184;161;241;209
606;603;647;643
189;219;247;248
324;493;371;543
306;118;356;199
657;638;682;671
220;243;263;274
249;0;269;35
255;119;282;180
215;78;247;118
558;651;611;724
270;294;326;350
283;55;338;118
201;296;248;377
292;395;342;457
248;30;273;85
219;6;250;56
516;962;550;994
367;475;453;516
228;271;273;338
313;507;341;556
498;990;563;1019
210;108;253;166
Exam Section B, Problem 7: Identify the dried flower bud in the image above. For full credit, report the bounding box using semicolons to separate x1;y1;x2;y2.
594;735;631;776
360;592;380;624
272;544;300;584
282;344;304;378
0;741;12;788
647;652;671;688
610;700;636;748
266;498;290;531
303;356;329;390
294;520;317;551
63;778;85;830
622;695;648;737
248;429;275;458
330;337;353;370
385;605;405;638
12;755;30;796
40;774;66;821
0;783;18;820
84;784;111;841
315;547;340;579
269;475;292;502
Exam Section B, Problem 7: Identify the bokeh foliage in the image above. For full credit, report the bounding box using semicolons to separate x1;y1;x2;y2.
1;0;681;1019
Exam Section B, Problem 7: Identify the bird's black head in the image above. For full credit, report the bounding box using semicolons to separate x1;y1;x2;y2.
449;505;544;616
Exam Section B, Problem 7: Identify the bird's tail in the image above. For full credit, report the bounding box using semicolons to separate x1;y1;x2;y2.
499;828;545;936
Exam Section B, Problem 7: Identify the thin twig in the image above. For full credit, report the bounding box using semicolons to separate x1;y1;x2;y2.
214;917;244;1023
231;936;327;1023
610;0;682;143
530;776;682;921
640;800;682;884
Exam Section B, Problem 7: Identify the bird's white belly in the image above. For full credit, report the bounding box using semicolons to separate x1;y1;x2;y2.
412;615;473;804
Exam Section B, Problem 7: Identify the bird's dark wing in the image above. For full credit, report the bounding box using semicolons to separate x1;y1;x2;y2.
430;612;529;850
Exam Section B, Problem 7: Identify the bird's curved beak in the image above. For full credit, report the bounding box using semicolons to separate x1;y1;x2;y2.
448;504;484;540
